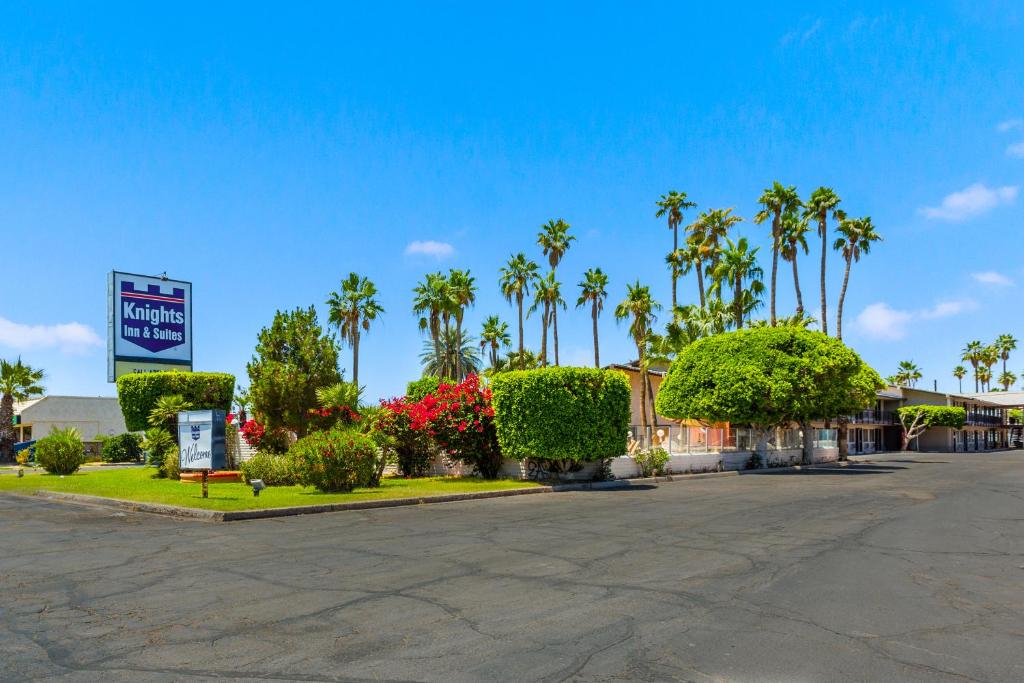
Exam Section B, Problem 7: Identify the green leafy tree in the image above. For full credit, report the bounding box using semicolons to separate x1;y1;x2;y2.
896;406;965;451
247;306;341;438
615;282;661;434
0;358;45;461
326;272;384;389
479;315;511;369
499;253;540;369
833;216;882;341
577;267;609;367
655;191;697;308
655;327;883;465
803;187;845;335
754;182;802;326
537;219;575;365
952;365;967;393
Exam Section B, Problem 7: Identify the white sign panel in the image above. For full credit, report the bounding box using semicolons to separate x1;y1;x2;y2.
108;271;193;381
178;410;217;470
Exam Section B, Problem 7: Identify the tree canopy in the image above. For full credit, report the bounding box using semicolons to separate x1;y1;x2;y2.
655;327;882;429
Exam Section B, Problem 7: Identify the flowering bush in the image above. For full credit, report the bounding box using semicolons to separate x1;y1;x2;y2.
306;404;361;432
240;419;290;454
408;375;502;479
288;428;379;492
376;397;434;476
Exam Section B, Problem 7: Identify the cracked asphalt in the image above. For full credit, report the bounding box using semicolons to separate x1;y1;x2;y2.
2;452;1023;682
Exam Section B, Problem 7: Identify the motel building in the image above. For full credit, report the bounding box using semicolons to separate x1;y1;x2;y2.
13;396;127;458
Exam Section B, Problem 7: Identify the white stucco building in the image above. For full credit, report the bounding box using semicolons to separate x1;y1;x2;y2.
14;396;127;456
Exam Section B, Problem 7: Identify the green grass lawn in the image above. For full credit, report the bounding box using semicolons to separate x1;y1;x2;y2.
0;467;541;511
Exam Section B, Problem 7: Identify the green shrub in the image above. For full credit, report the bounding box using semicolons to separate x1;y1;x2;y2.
491;367;631;468
240;452;300;486
406;376;443;402
142;427;174;471
116;371;234;431
100;433;144;463
895;405;966;429
288;428;378;492
635;448;670;477
161;449;180;480
35;427;85;475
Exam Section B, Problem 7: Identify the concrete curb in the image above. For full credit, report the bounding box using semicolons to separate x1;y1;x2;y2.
739;461;851;474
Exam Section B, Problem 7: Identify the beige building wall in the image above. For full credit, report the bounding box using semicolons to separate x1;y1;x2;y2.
622;371;672;425
18;396;127;443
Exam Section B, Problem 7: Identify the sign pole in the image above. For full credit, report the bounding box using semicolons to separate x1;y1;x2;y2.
202;469;209;498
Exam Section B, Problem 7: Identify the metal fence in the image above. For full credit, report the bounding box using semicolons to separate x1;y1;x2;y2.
628;425;837;454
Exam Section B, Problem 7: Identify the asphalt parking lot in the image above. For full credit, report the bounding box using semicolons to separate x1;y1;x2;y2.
2;452;1023;682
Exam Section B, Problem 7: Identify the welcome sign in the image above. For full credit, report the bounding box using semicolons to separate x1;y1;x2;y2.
177;410;227;471
107;271;193;381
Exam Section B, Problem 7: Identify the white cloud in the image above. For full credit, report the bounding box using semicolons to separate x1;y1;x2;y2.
997;118;1024;132
918;183;1018;222
0;317;103;355
780;18;822;45
972;271;1014;286
404;240;454;259
1007;141;1024;159
855;300;975;341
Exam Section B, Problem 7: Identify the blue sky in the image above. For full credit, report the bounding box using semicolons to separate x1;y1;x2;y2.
3;1;1022;400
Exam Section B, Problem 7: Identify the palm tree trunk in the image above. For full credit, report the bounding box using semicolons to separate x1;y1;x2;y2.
553;307;560;366
540;305;549;367
646;370;658;428
0;393;13;462
671;227;678;310
958;377;962;393
734;274;743;329
770;214;779;326
819;217;828;335
516;295;525;369
592;305;600;368
973;366;979;393
352;329;360;388
791;255;804;317
836;255;852;341
696;261;706;308
455;318;463;380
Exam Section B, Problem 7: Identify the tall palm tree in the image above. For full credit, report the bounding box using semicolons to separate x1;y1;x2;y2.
995;333;1017;376
701;207;741;277
499;253;539;369
980;345;1000;391
754;182;801;326
711;237;763;330
961;341;984;392
419;327;480;380
656;191;697;308
577;268;609;368
998;370;1017;391
977;367;993;393
803;187;845;335
446;269;477;380
413;272;450;364
537;219;575;365
779;209;810;317
326;273;384;388
0;358;45;461
952;365;967;393
683;227;708;308
529;272;565;367
833;216;882;341
614;282;661;435
895;360;923;388
479;316;511;369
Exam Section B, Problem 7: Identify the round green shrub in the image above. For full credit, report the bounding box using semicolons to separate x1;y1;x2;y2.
116;371;234;432
240;452;300;487
490;367;631;466
35;427;86;475
288;428;378;492
142;427;174;472
406;376;444;402
100;433;144;463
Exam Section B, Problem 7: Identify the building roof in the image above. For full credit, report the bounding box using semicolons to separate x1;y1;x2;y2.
962;391;1024;407
14;395;119;415
886;385;1007;408
604;362;667;377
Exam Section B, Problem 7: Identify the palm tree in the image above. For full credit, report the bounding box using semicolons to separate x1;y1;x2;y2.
803;187;845;335
779;209;810;317
754;182;802;326
419;327;481;380
148;394;193;448
711;237;762;330
446;269;477;380
962;341;984;392
995;333;1017;376
499;253;539;369
614;282;661;435
326;273;384;389
977;367;993;393
529;272;565;367
833;216;882;341
980;345;1000;391
577;268;609;368
537;219;575;365
413;272;450;364
683;228;708;308
952;365;967;393
701;207;741;277
895;361;922;388
488;349;542;375
656;191;697;308
0;358;45;461
479;316;511;369
998;370;1017;391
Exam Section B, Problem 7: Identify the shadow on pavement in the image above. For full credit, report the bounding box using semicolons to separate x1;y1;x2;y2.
753;464;906;475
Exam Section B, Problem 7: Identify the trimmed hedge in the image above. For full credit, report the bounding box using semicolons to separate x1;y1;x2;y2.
116;372;234;431
895;405;966;429
406;376;443;402
491;367;631;463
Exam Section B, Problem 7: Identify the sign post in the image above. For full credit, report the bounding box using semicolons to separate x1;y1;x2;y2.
108;271;193;382
177;410;226;498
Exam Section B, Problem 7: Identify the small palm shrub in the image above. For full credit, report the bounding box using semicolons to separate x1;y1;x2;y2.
240;452;300;487
288;428;378;492
101;433;144;463
635;448;670;478
35;427;85;475
142;428;176;477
